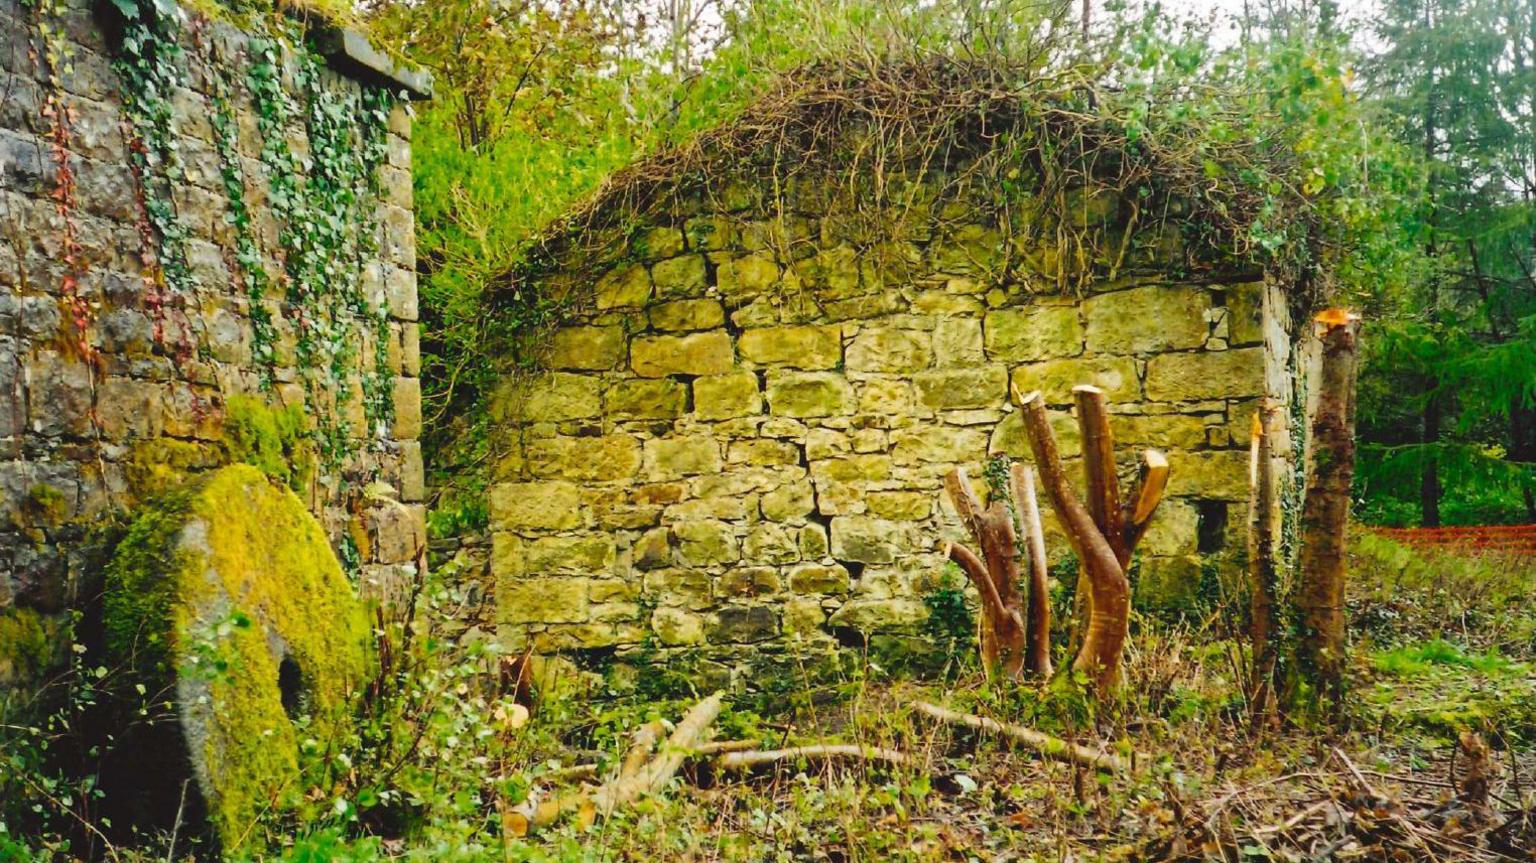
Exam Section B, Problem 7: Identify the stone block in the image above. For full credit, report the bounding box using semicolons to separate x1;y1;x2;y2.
1140;499;1199;556
547;326;625;370
913;365;1008;410
891;426;989;465
728;439;801;466
516;372;602;421
674;520;739;566
989;409;1081;459
1144;348;1263;401
983;306;1083;362
1225;281;1265;346
933;318;984;366
652;255;708;298
651;606;705;645
743;524;798;564
766;372;854;417
694;371;761;419
783;598;827;635
858;378;913;415
1135;555;1203;609
1166;451;1251;500
631;331;734;377
498;577;588;624
1010;356;1139;405
738;325;842;369
716;254;780;300
27;351;92;438
644;568;713;609
1114;413;1209;450
392;377;422;439
525;535;617;573
788;564;850;595
717;566;782;597
709;605;778;643
96;377;164;440
829;516;903;564
605;378;687;419
595;263;651;309
633;527;672;570
798;524;829;558
1084;285;1209;354
490;481;581;530
845;328;933;373
650;298;725;332
644;436;722;480
810;455;891;483
524;434;642;482
761;479;815;522
634;226;685;260
827;599;927;633
867;491;931;521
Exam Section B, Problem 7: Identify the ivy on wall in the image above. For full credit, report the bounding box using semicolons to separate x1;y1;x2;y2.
111;0;396;475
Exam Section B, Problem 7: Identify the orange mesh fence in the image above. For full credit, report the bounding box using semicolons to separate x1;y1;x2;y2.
1372;524;1536;556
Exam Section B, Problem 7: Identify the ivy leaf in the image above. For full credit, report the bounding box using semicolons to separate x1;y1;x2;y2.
108;0;140;20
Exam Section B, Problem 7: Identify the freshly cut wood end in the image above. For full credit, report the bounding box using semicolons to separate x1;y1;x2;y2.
1011;384;1043;406
1142;449;1168;469
1250;411;1264;438
1314;307;1361;330
1071;384;1104;395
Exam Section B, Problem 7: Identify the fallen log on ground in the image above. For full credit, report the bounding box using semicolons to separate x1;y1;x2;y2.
715;744;913;771
913;701;1130;773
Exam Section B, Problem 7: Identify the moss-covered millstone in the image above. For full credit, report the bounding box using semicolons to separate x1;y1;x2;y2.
102;465;368;851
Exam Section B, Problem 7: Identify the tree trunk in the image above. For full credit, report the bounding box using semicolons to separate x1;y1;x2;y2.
1421;387;1442;527
1010;463;1053;678
1511;402;1536;523
1296;310;1361;709
1247;402;1280;726
1015;388;1128;692
944;469;1027;679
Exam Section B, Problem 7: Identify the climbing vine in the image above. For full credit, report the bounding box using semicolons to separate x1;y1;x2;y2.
112;0;397;474
115;0;202;365
25;0;93;359
209;50;278;386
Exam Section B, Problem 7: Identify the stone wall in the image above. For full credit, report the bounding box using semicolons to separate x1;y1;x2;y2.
485;173;1298;682
0;0;424;686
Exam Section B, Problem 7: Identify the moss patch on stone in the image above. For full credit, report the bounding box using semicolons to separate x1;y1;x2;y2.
0;608;58;686
222;395;316;492
103;464;367;850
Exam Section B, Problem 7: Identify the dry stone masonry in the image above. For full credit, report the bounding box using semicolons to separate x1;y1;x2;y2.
0;0;426;685
484;155;1303;683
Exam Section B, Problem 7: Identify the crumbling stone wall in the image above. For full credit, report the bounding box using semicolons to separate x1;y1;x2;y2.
0;0;424;686
486;172;1299;682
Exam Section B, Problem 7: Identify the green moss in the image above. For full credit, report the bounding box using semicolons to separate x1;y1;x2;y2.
22;485;69;529
125;438;223;499
222;395;316;492
0;608;57;685
104;465;368;851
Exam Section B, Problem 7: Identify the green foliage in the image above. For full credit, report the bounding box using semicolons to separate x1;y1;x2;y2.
920;565;975;674
1354;0;1536;526
223;395;316;491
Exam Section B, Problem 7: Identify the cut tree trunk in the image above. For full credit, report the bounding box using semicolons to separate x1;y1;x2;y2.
913;701;1130;773
1247;402;1280;726
944;468;1027;678
1010;463;1054;678
1011;385;1169;692
1296;310;1361;709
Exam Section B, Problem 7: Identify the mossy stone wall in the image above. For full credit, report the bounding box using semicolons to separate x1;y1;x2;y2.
484;172;1299;684
0;0;424;686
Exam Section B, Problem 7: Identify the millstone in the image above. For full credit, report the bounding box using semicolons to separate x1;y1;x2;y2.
101;465;369;851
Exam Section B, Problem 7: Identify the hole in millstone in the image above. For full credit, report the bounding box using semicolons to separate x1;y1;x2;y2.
277;656;304;720
1195;499;1229;553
